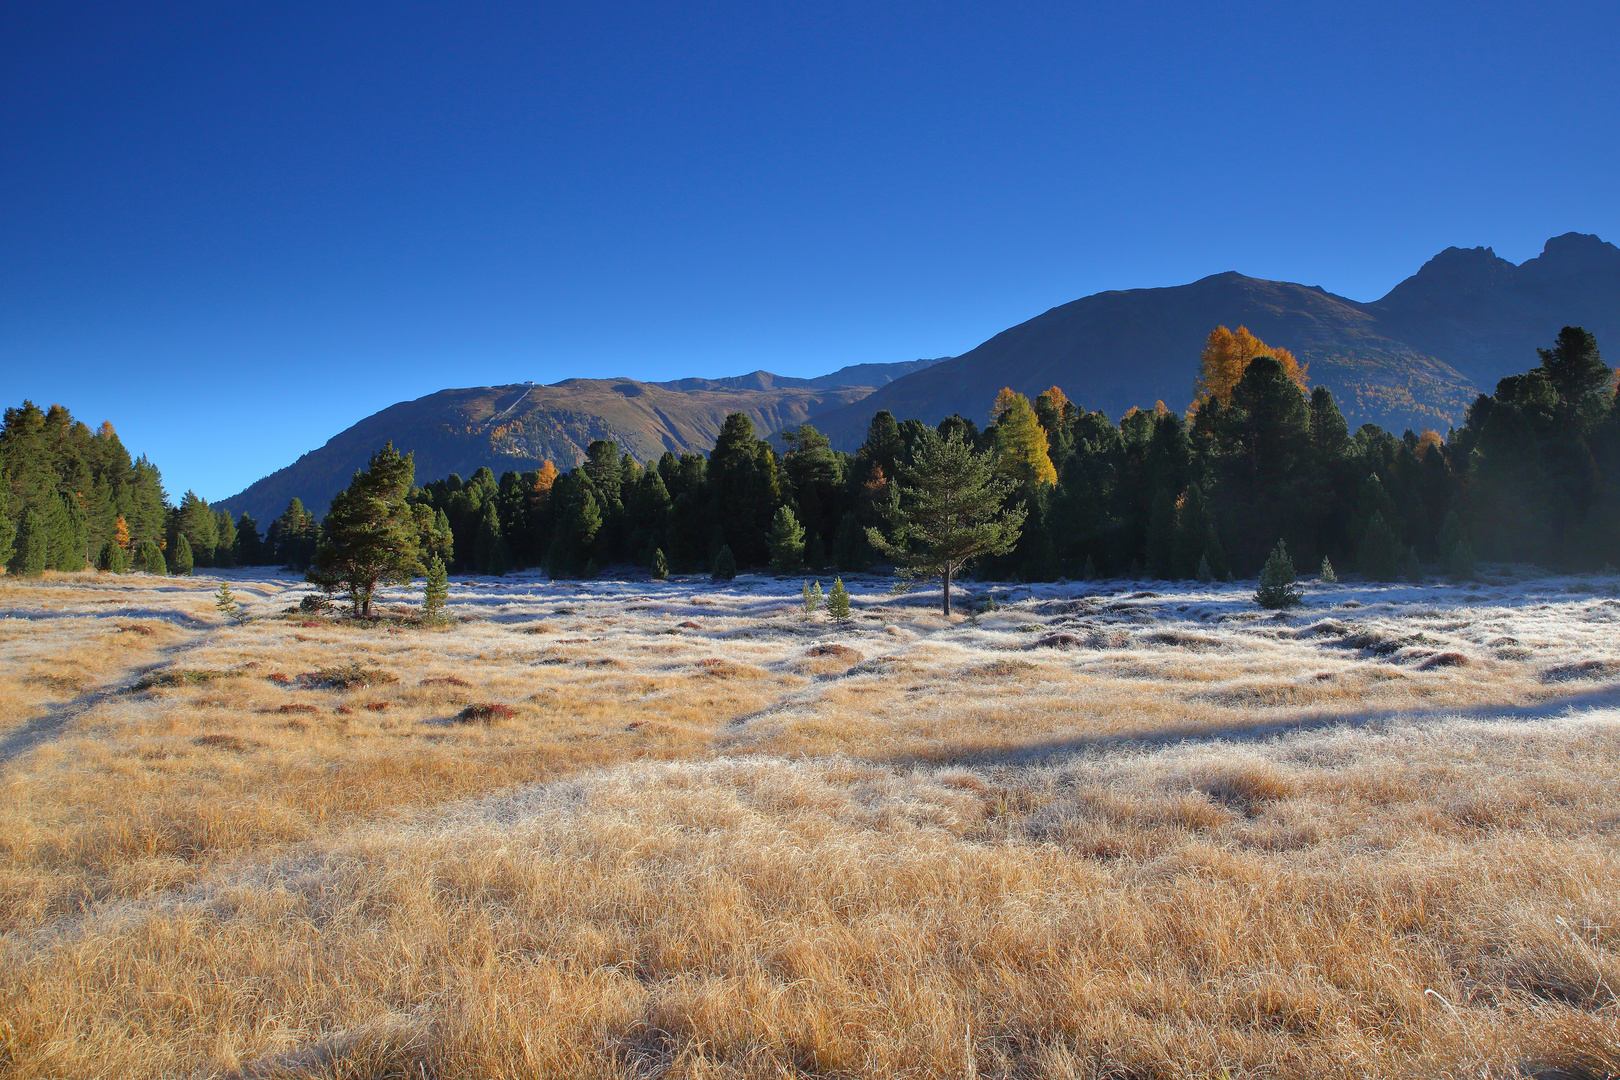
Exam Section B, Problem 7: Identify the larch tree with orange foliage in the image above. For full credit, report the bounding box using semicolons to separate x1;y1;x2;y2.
1192;326;1309;410
991;388;1058;490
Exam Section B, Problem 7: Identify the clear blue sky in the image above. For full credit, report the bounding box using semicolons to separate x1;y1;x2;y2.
3;1;1617;502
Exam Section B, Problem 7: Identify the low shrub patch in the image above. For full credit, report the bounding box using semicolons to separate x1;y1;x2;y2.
457;702;516;723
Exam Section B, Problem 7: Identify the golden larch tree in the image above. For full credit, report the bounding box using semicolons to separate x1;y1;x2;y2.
991;388;1057;489
1192;325;1308;409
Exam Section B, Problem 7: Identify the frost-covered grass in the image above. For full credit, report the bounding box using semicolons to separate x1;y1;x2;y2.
1;568;1618;1078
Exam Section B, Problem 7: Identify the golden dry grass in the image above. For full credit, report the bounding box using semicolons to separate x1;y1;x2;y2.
1;569;1618;1078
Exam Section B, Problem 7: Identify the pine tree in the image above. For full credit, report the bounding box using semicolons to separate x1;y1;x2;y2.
422;554;450;622
804;531;826;572
307;443;425;617
137;539;166;575
1254;539;1303;609
0;515;14;571
215;582;245;625
866;432;1026;616
650;547;669;580
1145;486;1177;578
712;545;737;581
9;509;47;577
97;539;128;573
1082;554;1098;581
1446;538;1476;580
172;534;194;575
768;505;806;575
801;579;822;621
1319;556;1337;583
826;577;851;623
1196;554;1213;583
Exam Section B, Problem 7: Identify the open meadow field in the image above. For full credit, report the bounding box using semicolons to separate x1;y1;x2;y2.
2;568;1619;1079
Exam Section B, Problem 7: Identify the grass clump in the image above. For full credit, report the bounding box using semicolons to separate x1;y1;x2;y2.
129;669;226;692
299;664;397;689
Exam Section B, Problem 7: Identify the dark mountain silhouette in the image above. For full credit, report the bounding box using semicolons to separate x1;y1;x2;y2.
803;233;1620;449
216;359;940;525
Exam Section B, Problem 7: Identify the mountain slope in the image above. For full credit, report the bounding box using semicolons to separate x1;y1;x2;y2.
803;233;1620;450
803;273;1477;449
1367;232;1620;387
218;377;877;526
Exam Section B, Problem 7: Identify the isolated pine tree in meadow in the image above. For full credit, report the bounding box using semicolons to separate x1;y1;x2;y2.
1254;539;1303;609
1319;556;1337;583
308;442;425;617
768;505;805;575
172;534;194;576
711;544;737;581
214;582;246;625
422;554;449;622
866;432;1026;616
826;577;851;623
9;509;47;577
1196;554;1213;583
650;547;669;581
801;579;822;620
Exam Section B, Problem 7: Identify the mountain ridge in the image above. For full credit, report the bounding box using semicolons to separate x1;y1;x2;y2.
218;234;1620;523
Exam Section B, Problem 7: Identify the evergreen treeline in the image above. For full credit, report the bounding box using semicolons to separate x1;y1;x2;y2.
12;323;1616;585
377;325;1620;582
0;400;281;576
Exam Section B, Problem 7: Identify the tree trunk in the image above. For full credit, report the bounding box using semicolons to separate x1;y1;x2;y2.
942;565;952;617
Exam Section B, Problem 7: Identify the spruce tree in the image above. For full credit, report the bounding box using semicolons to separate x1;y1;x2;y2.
801;579;822;621
307;443;425;617
1254;539;1303;609
1357;512;1404;582
1196;554;1213;583
9;509;47;577
473;502;509;576
1319;556;1337;583
422;554;450;622
650;547;669;581
768;505;806;575
712;545;737;581
172;534;194;575
826;577;852;623
97;539;128;573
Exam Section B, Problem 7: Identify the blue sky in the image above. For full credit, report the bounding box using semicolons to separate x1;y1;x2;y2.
3;1;1617;502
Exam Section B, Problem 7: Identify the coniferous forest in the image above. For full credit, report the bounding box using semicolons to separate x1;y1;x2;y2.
5;325;1617;584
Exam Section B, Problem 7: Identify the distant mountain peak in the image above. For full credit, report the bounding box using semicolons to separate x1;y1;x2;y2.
1524;231;1620;274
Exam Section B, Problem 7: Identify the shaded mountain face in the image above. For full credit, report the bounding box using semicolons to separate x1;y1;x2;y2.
216;375;891;526
1367;232;1620;387
803;233;1620;450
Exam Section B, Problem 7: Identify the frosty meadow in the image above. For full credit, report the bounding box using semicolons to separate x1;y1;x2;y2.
2;566;1618;1078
